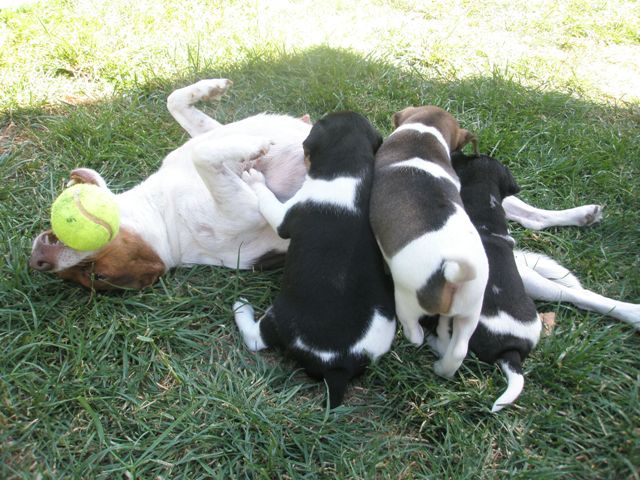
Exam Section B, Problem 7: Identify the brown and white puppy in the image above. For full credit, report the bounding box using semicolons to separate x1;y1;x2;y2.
370;106;488;378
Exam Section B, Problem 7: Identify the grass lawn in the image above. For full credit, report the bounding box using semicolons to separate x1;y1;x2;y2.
1;0;639;478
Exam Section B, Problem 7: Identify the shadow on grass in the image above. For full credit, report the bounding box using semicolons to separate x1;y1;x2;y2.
1;45;639;479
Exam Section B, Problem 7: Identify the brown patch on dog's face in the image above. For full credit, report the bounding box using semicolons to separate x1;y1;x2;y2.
393;106;477;153
54;227;165;291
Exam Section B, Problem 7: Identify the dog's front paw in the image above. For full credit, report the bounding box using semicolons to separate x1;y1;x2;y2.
242;168;266;188
243;137;273;163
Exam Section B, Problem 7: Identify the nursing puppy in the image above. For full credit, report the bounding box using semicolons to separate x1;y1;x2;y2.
430;152;542;412
370;106;488;379
234;111;396;408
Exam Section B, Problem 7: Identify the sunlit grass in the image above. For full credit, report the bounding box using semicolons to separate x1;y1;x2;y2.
1;1;639;478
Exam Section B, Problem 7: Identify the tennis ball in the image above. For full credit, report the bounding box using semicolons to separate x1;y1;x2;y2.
50;184;120;251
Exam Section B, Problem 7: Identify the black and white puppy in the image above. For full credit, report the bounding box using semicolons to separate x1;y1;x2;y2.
428;151;542;412
234;111;396;408
370;106;488;379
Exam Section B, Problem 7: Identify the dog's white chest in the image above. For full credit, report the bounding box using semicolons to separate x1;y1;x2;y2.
287;176;361;213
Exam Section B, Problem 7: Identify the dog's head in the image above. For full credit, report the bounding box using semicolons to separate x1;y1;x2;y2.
451;151;520;200
393;106;477;153
29;168;165;291
302;111;383;177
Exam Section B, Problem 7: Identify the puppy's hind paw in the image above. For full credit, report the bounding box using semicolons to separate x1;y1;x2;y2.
233;298;253;316
404;325;424;346
433;359;457;379
582;205;603;226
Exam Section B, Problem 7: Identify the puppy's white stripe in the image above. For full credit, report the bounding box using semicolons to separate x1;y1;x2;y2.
481;311;541;346
350;309;396;360
294;337;337;363
287;176;360;213
390;123;449;156
492;361;525;413
391;158;460;189
293;309;396;364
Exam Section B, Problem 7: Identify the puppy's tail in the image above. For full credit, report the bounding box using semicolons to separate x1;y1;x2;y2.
443;258;476;284
233;298;267;351
324;368;352;409
514;250;583;290
491;350;525;413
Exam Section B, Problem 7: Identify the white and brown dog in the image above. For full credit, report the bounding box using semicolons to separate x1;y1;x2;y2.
370;106;488;379
28;79;639;331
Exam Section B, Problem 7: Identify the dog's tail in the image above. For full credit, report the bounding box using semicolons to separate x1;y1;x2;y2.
324;368;352;409
491;350;525;413
514;250;583;290
233;298;267;351
443;258;477;284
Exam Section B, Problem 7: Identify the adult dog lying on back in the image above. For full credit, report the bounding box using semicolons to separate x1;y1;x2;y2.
28;79;639;329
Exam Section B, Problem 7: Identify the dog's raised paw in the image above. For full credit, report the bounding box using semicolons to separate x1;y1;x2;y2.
195;79;233;102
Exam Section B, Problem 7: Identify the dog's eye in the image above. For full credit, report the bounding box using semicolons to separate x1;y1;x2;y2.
93;273;109;281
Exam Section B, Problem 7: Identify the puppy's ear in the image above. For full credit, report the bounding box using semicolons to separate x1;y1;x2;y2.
392;107;414;128
455;129;478;154
372;131;383;153
500;166;521;198
302;122;325;157
392;111;403;128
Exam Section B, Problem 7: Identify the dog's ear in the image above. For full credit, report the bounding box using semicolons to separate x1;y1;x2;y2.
500;165;521;198
392;111;403;128
392;107;414;128
372;130;384;153
302;122;325;157
67;168;110;189
454;129;478;154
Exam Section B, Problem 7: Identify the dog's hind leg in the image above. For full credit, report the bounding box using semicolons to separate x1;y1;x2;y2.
395;288;425;346
491;350;525;413
433;308;481;378
167;79;233;138
503;196;603;230
233;299;268;351
516;260;640;330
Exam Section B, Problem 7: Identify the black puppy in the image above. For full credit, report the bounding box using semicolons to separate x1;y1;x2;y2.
428;151;542;412
234;111;396;408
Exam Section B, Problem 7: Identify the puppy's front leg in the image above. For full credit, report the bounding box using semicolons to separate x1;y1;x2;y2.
243;169;288;234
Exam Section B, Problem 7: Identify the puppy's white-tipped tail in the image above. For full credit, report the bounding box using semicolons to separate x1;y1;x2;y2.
491;354;525;413
443;258;476;284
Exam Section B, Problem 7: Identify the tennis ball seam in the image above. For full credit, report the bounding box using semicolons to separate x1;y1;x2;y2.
72;188;117;241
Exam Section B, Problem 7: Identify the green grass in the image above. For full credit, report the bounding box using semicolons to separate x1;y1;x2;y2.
1;1;639;478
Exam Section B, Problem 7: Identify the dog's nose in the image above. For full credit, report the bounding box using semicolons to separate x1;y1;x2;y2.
29;256;54;271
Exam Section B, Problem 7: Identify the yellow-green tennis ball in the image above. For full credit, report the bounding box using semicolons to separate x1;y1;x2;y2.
50;184;120;251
